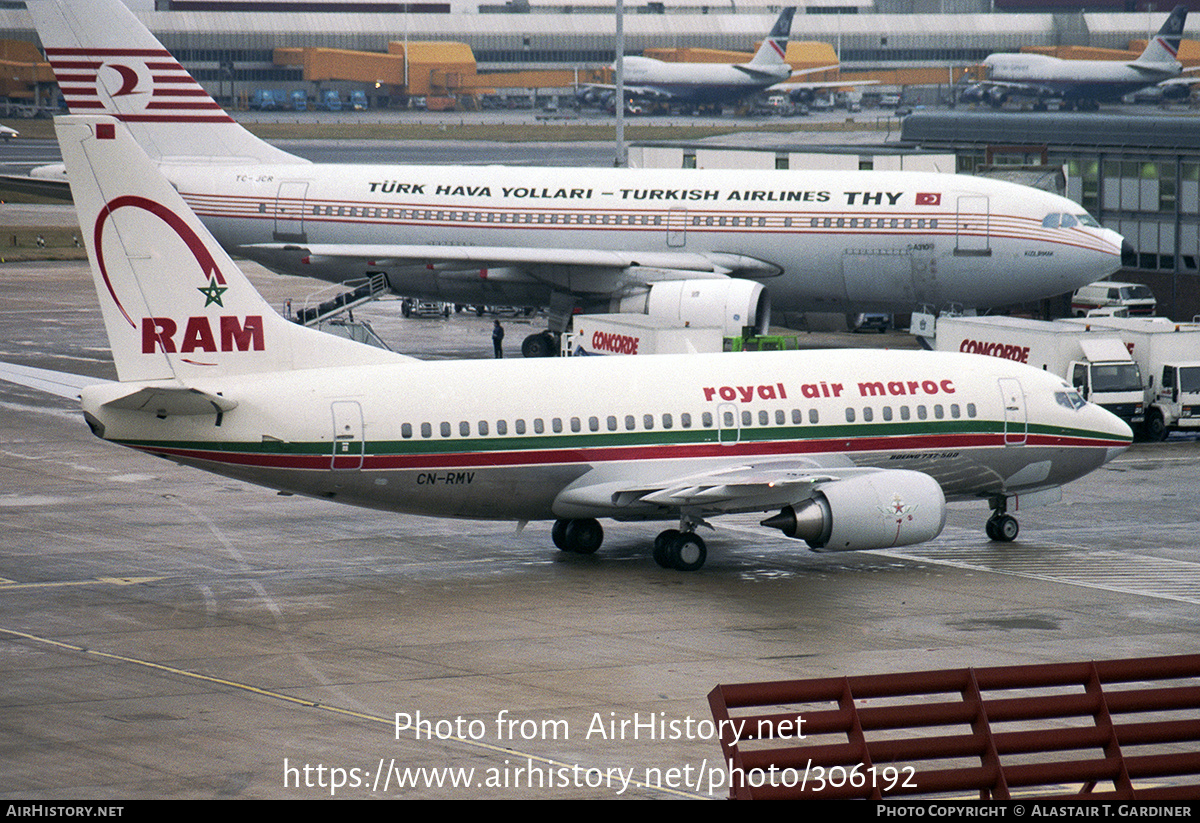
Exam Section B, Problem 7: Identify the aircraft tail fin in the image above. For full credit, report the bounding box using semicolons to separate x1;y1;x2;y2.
56;115;400;385
1133;4;1188;68
29;0;303;165
749;7;796;65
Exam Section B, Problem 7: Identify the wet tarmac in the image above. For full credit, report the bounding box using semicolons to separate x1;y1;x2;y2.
3;259;1200;799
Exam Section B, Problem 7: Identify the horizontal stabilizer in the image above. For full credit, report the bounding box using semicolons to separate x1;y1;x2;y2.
0;361;112;400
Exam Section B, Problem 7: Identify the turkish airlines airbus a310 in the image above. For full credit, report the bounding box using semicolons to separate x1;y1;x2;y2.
27;0;1129;356
0;116;1133;571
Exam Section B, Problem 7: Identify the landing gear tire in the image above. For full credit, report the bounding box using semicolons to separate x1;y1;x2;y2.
1148;412;1169;441
653;529;680;568
552;518;570;551
560;518;603;554
668;533;707;572
986;514;1019;543
521;332;556;358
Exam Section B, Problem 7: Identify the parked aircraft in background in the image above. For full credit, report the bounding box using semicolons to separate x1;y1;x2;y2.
29;0;1128;357
580;7;796;114
0;116;1133;571
962;5;1192;110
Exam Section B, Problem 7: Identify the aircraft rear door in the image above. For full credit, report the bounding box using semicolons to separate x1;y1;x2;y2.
331;400;365;469
999;378;1027;445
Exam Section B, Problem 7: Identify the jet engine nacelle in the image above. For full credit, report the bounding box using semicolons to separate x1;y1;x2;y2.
761;470;946;552
614;279;769;337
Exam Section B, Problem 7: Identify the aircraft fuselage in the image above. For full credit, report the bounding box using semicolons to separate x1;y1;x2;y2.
81;349;1132;523
168;164;1125;314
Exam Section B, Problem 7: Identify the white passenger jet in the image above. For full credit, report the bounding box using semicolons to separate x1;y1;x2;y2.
962;5;1192;111
28;0;1128;357
0;116;1133;570
580;7;797;113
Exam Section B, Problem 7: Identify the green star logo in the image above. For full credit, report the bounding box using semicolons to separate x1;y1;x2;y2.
197;276;227;308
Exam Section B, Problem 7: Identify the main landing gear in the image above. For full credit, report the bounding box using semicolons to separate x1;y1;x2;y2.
985;495;1019;543
551;517;711;571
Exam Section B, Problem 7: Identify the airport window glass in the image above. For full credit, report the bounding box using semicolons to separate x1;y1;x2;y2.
741;410;752;427
478;421;489;436
570;417;581;433
421;422;432;438
702;412;713;428
401;423;412;439
589;416;599;432
534;418;544;434
497;420;507;436
644;414;655;430
758;410;769;426
916;405;927;420
951;405;960;419
792;409;803;424
626;415;636;431
515;419;525;435
882;406;893;421
441;422;451;437
863;407;873;422
967;404;977;418
776;410;785;425
662;414;673;429
681;413;692;428
845;408;855;423
552;418;563;433
808;409;819;424
460;421;470;437
900;407;910;421
723;410;735;427
607;415;617;431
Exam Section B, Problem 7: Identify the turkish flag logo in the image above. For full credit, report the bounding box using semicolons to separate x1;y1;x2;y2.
915;192;941;206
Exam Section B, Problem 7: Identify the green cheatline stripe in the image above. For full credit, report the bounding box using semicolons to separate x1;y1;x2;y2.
111;418;1125;457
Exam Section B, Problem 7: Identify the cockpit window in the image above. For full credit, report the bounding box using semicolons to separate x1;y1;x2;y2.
1055;388;1087;411
1059;213;1078;228
1041;214;1060;229
1043;213;1091;229
1075;213;1100;228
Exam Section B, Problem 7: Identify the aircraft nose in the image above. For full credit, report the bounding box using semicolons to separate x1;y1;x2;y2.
1095;405;1133;464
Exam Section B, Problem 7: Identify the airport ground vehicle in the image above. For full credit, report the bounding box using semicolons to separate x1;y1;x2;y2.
1070;281;1156;317
400;298;451;318
565;314;722;356
1063;316;1200;440
920;315;1145;427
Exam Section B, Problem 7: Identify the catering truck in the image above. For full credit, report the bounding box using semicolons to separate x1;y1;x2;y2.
919;315;1145;427
566;314;722;356
1062;316;1200;440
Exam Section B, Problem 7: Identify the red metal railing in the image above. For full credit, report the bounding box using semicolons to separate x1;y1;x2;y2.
708;654;1200;799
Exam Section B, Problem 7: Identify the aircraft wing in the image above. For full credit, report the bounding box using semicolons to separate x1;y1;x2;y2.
246;242;783;281
772;79;879;91
0;362;112;400
554;458;883;518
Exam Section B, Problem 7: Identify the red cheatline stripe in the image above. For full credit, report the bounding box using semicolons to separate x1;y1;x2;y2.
45;48;172;57
126;431;1127;473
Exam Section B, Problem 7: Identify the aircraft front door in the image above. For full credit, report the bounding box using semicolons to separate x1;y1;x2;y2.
955;195;991;256
274;181;309;243
999;378;1027;445
331;401;365;469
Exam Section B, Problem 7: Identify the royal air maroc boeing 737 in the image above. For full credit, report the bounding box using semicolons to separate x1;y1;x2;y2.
23;0;1130;356
0;116;1132;571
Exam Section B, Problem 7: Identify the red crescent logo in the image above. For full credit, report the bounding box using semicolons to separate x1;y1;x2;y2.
108;64;141;97
94;195;226;327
